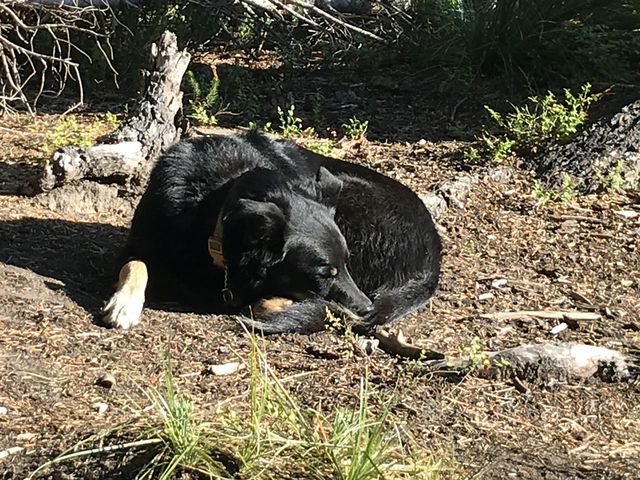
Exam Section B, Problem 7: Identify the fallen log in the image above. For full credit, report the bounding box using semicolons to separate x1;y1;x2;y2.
38;31;190;194
375;328;637;385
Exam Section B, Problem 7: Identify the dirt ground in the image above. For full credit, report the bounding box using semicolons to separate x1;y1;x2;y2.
1;68;639;479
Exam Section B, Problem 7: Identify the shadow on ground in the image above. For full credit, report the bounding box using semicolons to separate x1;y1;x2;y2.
0;218;127;311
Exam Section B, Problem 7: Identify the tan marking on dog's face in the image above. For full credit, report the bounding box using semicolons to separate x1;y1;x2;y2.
253;297;294;314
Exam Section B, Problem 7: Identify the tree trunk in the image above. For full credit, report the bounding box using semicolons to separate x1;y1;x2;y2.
38;31;191;196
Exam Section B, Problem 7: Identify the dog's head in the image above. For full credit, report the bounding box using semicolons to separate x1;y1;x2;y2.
222;167;373;315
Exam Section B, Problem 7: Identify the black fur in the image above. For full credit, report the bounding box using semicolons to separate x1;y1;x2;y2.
120;131;441;334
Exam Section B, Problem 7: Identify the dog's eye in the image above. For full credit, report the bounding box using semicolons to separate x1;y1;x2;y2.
329;267;338;277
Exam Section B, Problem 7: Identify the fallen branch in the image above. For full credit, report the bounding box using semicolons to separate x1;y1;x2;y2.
479;310;601;322
373;329;636;385
549;214;608;225
423;342;638;385
374;329;444;360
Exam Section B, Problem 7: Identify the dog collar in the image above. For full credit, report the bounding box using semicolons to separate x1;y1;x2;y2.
208;212;235;305
208;213;225;268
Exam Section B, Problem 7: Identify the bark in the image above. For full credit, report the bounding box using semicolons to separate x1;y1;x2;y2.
534;95;640;193
38;31;190;194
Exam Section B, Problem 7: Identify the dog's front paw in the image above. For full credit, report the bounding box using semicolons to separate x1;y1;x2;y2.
102;289;144;329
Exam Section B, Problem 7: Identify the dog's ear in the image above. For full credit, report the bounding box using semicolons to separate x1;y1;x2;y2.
234;199;285;246
315;167;343;208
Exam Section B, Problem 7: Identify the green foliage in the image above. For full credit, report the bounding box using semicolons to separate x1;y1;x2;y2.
185;70;222;126
467;84;597;165
36;339;455;479
485;84;599;146
459;337;491;373
276;104;304;138
559;173;579;203
532;174;579;204
343;117;369;139
479;134;516;163
43;114;119;157
306;139;340;158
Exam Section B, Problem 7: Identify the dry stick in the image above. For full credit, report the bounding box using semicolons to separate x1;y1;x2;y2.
374;329;444;360
262;0;321;27
290;1;387;43
549;214;608;225
479;310;601;321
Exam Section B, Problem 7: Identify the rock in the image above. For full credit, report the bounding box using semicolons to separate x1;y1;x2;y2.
94;402;108;414
0;406;7;415
550;322;569;335
487;166;516;184
0;446;24;460
205;362;243;376
420;192;447;220
438;173;476;209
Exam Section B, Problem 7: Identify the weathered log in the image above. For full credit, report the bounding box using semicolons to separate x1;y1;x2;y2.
375;328;637;385
427;343;638;385
38;31;190;194
534;94;640;193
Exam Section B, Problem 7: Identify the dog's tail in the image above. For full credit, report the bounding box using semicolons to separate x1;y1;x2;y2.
363;271;440;329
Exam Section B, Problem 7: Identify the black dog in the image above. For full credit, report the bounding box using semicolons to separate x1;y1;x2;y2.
103;131;441;334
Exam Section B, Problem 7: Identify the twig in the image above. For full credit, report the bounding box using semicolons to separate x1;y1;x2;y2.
479;310;601;321
549;214;607;225
374;328;444;360
290;1;387;43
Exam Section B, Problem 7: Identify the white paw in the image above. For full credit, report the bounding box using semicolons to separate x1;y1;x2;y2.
102;289;144;330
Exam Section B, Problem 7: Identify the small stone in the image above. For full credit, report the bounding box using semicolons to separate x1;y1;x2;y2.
0;446;24;460
95;402;108;414
491;279;508;289
0;406;7;415
96;372;116;389
206;362;243;376
615;210;638;219
15;433;36;442
621;279;633;287
420;192;447;220
478;292;494;301
550;323;568;335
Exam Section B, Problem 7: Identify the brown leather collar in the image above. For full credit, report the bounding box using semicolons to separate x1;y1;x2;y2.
207;212;225;268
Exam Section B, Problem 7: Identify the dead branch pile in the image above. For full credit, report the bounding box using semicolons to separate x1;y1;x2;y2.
0;0;115;113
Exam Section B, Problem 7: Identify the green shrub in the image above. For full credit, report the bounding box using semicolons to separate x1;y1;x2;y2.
43;114;119;157
343;117;369;140
485;84;599;147
184;70;222;126
468;83;598;164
